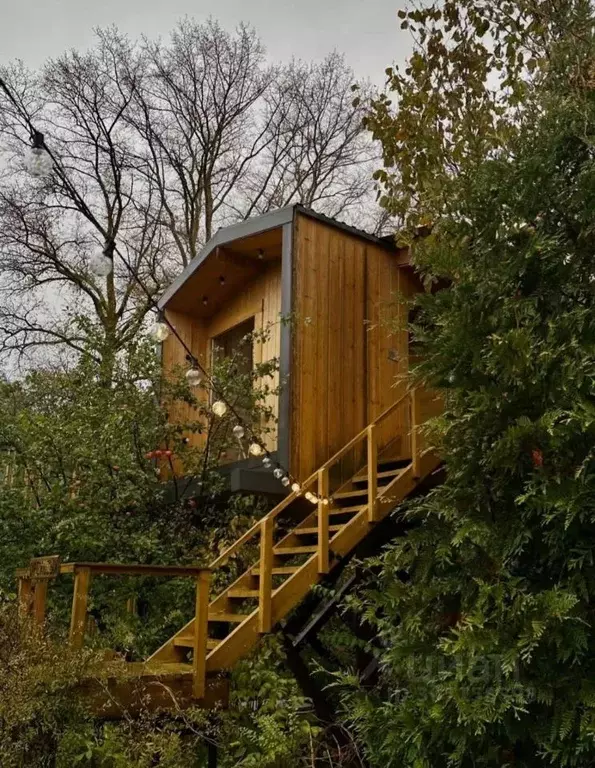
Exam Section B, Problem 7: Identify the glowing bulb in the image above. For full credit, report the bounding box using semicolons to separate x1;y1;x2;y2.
185;368;202;387
321;498;330;505
24;146;53;177
232;425;245;439
263;457;273;469
152;322;170;342
88;249;113;278
273;468;284;480
305;491;317;504
249;443;263;457
281;476;291;487
212;401;227;417
291;482;301;494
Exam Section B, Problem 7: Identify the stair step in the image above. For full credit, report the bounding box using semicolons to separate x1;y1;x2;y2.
228;588;259;599
333;488;370;501
353;468;405;484
329;505;364;515
296;525;343;535
273;545;317;555
252;565;300;575
173;636;221;649
378;457;411;470
208;612;250;623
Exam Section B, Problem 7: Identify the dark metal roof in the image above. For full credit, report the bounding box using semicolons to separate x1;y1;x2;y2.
294;204;398;251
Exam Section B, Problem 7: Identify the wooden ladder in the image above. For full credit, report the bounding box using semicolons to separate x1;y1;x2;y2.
145;386;442;702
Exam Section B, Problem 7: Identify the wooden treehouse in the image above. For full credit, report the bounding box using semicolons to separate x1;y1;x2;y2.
17;205;443;719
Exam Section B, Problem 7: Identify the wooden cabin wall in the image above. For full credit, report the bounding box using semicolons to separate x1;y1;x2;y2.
204;262;282;453
365;242;419;458
161;309;209;472
162;263;282;468
290;214;416;482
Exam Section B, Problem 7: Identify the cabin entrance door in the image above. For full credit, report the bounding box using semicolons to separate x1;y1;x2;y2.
211;317;255;463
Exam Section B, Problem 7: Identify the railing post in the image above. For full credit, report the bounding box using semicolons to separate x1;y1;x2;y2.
367;424;378;522
259;516;273;634
18;575;33;620
411;388;420;478
193;569;211;699
32;580;48;630
69;566;91;649
318;468;330;574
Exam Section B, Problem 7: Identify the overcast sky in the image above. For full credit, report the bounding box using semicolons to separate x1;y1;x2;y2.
0;0;411;83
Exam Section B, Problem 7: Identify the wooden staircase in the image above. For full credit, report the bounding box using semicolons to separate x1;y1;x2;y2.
16;386;442;716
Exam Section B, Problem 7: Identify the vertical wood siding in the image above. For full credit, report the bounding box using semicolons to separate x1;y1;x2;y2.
290;213;416;481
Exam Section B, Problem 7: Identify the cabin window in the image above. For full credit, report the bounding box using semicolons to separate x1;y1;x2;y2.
211;317;255;375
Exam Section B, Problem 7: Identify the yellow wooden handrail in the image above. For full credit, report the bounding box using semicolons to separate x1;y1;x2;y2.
209;387;415;572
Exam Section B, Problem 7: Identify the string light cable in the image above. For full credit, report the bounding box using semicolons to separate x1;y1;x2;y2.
0;74;323;502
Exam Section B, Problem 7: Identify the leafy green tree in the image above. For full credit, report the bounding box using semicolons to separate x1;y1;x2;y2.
361;0;592;232
344;2;595;766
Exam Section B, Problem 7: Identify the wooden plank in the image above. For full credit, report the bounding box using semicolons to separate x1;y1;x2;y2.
60;563;209;577
193;570;210;699
411;389;420;478
32;580;48;629
69;567;91;649
318;468;330;574
18;577;33;619
258;516;274;633
367;424;378;523
29;555;61;580
273;545;318;555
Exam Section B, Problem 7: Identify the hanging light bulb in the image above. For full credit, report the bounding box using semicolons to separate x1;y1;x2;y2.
248;442;263;457
281;476;291;487
185;368;202;387
232;425;245;439
273;468;284;480
24;131;53;177
88;247;113;278
321;497;330;505
263;456;273;469
212;401;227;417
305;491;318;504
151;320;170;343
291;482;302;494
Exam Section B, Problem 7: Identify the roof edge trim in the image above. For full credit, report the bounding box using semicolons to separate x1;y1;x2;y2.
158;205;295;310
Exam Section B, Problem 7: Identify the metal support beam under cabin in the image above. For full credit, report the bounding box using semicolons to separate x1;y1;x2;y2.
277;220;294;474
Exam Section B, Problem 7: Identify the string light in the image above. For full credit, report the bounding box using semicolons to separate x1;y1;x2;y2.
185;368;202;387
263;457;273;469
24;131;53;177
291;482;302;494
273;468;284;480
152;320;170;342
232;425;245;439
248;443;263;457
305;491;318;505
212;401;227;417
88;247;113;278
281;477;291;487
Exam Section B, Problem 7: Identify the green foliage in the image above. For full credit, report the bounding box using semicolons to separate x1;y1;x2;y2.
364;0;594;233
219;636;318;767
0;600;95;768
344;5;595;766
